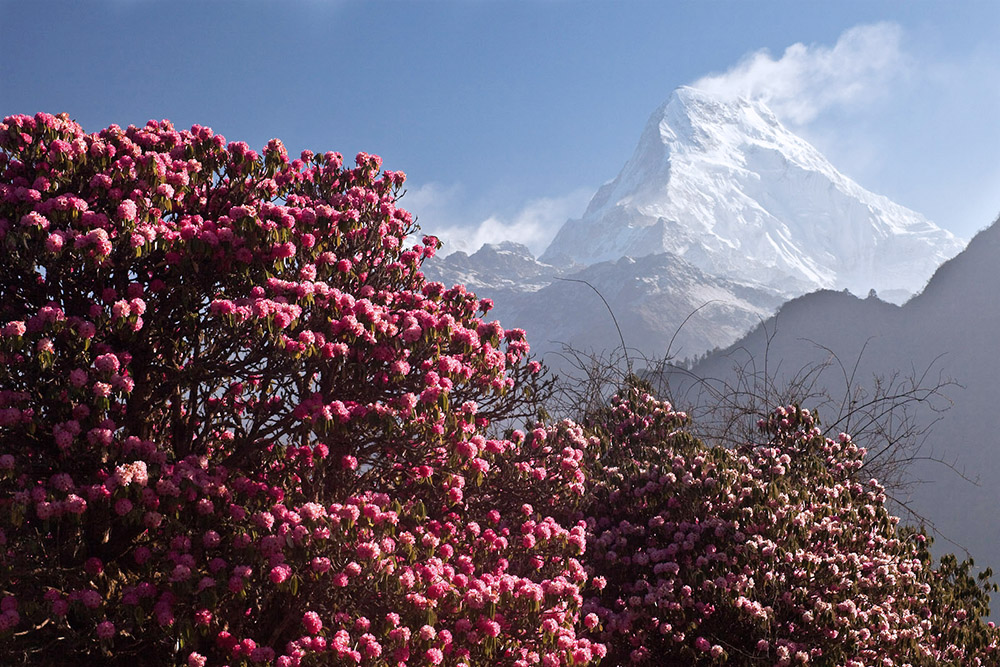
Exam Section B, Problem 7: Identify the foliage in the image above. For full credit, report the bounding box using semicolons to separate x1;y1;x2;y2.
0;113;599;666
576;380;1000;665
1;112;997;667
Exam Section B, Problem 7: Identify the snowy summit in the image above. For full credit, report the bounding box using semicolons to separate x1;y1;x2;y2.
541;87;965;302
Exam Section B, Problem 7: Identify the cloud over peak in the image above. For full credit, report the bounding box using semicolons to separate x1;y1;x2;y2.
406;184;591;258
691;23;907;125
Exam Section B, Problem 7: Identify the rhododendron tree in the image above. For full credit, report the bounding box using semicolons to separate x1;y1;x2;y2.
3;112;997;667
576;380;1000;665
0;113;602;665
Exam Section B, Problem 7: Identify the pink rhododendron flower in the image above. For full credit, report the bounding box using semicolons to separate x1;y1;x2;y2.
2;115;989;667
269;564;292;584
97;621;115;639
303;611;322;635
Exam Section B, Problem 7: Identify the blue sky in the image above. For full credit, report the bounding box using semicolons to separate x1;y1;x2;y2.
3;1;999;255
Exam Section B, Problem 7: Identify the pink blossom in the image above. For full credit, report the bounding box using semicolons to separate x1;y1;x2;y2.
269;564;292;584
36;502;54;520
77;321;96;338
94;353;121;374
69;368;88;387
45;232;65;252
112;300;131;319
303;611;322;635
1;321;25;337
97;621;115;639
64;494;86;514
80;590;101;609
117;200;138;221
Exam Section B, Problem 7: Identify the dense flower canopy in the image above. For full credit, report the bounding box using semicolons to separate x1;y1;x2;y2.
576;384;1000;666
1;113;998;667
0;113;598;666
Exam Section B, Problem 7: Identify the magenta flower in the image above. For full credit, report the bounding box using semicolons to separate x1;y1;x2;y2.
94;353;120;374
269;564;292;584
96;621;115;640
302;611;322;635
80;590;101;610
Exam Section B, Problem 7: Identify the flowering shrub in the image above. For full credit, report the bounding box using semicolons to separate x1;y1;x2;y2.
577;381;1000;665
0;114;601;665
2;112;996;667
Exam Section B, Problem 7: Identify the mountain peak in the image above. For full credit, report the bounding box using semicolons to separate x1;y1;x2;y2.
541;87;964;301
667;85;765;117
471;240;535;259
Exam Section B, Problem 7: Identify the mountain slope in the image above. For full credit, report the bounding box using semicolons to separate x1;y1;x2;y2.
424;245;784;373
670;217;1000;608
421;86;965;382
541;87;964;301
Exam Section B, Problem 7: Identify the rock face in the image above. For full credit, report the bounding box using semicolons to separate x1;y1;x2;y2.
425;241;559;295
424;245;784;372
542;86;963;302
669;217;1000;613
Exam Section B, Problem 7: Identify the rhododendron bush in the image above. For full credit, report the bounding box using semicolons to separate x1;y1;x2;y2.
0;113;599;666
2;113;998;667
576;382;1000;665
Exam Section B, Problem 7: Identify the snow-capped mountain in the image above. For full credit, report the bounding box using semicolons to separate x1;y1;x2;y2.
541;87;964;302
421;86;966;373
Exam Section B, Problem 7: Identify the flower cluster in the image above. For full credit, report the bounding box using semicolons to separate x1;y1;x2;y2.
2;113;997;666
0;115;596;665
577;382;1000;665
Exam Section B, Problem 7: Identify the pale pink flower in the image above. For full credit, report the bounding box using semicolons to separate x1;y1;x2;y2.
117;200;138;221
1;321;25;337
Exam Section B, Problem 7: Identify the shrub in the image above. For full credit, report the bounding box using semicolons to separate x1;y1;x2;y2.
577;380;1000;665
0;114;600;666
2;111;996;667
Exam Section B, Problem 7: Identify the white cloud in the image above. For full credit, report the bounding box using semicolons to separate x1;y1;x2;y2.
400;25;913;259
692;23;908;125
404;184;591;258
400;181;466;229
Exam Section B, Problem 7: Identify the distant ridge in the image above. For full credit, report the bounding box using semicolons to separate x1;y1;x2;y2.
677;216;1000;615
